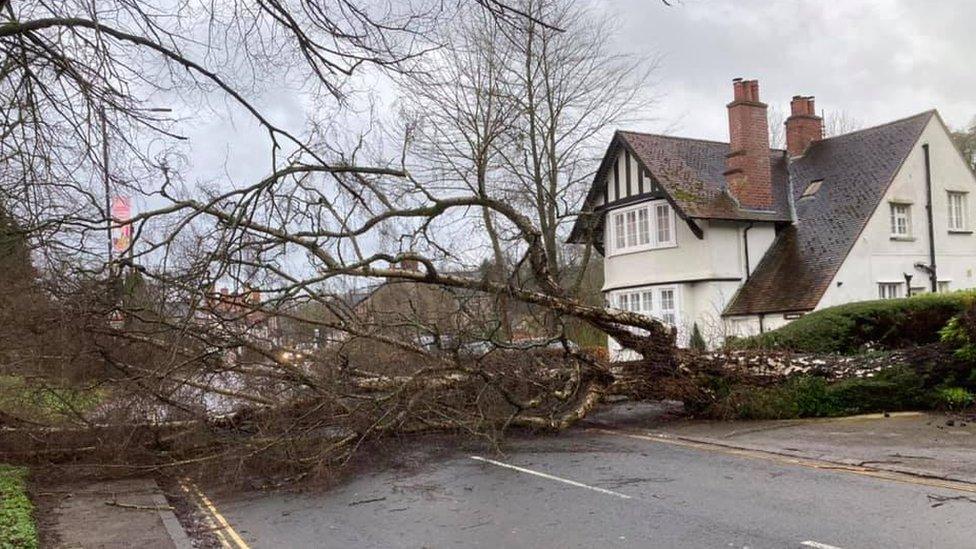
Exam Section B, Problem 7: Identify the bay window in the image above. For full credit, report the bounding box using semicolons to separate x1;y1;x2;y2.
608;200;676;255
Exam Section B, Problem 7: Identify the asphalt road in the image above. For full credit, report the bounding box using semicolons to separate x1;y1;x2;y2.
210;429;976;548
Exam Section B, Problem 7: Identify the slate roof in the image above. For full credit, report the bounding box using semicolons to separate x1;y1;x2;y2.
724;110;935;315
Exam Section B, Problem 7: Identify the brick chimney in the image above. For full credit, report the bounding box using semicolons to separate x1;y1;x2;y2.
725;78;772;210
785;95;823;157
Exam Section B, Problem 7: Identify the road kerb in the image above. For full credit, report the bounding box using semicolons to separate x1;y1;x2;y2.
153;489;193;549
590;427;976;495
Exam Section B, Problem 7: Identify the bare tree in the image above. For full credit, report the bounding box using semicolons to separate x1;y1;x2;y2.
951;117;976;170
0;0;674;480
498;0;657;286
399;7;520;339
823;109;862;138
768;105;786;150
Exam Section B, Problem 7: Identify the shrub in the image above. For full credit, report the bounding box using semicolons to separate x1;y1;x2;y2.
0;375;103;424
729;291;974;354
829;366;929;413
0;465;37;549
939;299;976;363
936;387;974;411
707;377;842;420
697;366;938;420
689;323;706;352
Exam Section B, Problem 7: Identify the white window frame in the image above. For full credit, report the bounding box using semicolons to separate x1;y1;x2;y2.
947;191;968;232
889;202;912;238
607;200;677;256
878;282;903;300
612;286;680;328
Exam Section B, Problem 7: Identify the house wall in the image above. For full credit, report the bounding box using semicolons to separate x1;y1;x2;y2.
724;116;976;341
819;116;976;307
604;218;777;288
602;184;779;355
724;312;794;339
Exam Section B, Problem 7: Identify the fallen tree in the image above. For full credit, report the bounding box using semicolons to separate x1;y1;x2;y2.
9;0;960;488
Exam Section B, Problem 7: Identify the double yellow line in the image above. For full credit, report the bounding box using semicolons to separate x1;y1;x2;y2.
179;478;252;549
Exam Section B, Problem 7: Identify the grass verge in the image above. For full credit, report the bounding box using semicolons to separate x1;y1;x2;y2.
0;465;38;549
0;375;103;424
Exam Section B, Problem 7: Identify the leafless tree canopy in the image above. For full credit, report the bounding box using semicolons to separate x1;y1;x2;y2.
0;0;671;478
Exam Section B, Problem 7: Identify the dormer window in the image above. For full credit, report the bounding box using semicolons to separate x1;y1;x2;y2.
800;179;823;199
607;200;676;255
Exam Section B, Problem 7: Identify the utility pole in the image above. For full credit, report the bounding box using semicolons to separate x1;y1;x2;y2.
100;106;113;277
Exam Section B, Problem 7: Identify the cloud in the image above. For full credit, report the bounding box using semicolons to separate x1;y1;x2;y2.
176;0;975;185
605;0;976;139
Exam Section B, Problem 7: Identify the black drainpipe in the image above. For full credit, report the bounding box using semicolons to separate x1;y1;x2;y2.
923;144;938;292
758;313;765;334
743;222;754;279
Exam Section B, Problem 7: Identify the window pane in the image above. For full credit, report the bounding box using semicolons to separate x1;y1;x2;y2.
626;211;637;247
949;193;966;230
878;283;902;299
637;208;650;245
660;289;674;310
656;204;671;244
890;204;910;236
620;292;640;312
614;213;625;250
641;291;653;313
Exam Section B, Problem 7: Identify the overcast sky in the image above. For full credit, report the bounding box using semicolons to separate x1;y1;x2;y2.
180;0;976;189
611;0;976;139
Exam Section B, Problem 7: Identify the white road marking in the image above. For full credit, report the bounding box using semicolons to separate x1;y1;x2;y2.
801;541;844;549
469;455;632;499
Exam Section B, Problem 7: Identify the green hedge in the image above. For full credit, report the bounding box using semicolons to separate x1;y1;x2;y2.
0;465;37;549
701;366;974;420
728;291;975;354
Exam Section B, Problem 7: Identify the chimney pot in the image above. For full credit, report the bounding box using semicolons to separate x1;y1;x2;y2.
732;78;747;101
786;94;823;157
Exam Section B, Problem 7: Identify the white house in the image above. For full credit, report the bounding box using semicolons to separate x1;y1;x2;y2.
568;78;976;359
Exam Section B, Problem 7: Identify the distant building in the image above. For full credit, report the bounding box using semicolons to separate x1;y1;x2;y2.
196;286;280;348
